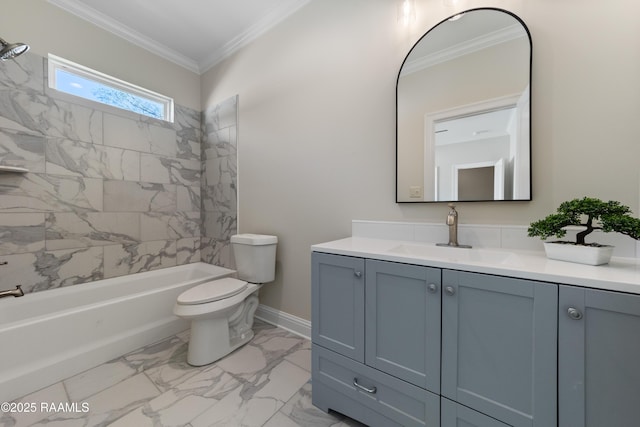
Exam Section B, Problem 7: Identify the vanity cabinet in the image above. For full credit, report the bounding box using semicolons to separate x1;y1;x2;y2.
559;286;640;427
312;252;558;427
312;253;441;426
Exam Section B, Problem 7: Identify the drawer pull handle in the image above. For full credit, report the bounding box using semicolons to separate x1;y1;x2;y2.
353;378;377;394
354;271;362;278
428;283;438;293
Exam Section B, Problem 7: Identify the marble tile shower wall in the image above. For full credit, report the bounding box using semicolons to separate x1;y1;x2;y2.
201;95;238;268
0;53;203;292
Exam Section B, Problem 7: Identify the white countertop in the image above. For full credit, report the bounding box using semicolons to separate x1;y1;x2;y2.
312;237;640;295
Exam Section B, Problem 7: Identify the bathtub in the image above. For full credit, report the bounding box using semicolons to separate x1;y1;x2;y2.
0;262;235;403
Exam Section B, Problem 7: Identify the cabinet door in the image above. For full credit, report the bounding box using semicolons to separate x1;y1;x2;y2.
442;270;557;427
559;285;640;427
441;398;510;427
365;259;441;392
311;252;365;362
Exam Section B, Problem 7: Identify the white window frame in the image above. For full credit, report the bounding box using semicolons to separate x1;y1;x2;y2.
47;54;174;122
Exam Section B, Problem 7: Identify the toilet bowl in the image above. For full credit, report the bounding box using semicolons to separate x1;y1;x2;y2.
173;234;277;366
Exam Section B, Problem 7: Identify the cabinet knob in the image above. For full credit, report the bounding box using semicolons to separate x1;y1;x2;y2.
567;307;583;320
445;286;456;296
354;271;362;278
428;283;438;293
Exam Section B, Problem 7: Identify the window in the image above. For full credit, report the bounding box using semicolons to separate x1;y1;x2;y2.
48;54;174;122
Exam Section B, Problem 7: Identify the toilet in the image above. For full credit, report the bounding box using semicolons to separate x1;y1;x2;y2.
173;234;277;366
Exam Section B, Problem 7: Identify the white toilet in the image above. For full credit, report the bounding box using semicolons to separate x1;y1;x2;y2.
173;234;277;366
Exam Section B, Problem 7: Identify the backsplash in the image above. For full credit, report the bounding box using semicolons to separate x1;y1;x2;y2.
0;52;225;293
353;220;640;259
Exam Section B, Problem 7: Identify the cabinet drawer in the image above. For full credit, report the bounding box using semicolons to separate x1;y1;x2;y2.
441;398;510;427
312;344;440;427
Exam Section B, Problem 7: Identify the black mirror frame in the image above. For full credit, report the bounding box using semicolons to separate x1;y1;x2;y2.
395;7;533;204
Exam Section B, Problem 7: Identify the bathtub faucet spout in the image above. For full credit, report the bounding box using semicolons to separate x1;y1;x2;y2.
0;285;24;298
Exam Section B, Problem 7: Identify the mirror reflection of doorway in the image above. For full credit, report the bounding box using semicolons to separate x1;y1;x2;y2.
452;159;505;201
458;166;494;200
432;104;514;201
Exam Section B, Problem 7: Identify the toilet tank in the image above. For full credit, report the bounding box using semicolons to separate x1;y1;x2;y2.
231;234;278;283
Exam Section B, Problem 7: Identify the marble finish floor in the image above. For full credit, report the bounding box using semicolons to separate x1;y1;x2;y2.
1;321;365;427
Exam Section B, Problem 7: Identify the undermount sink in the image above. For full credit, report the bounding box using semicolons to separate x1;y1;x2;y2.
388;243;514;264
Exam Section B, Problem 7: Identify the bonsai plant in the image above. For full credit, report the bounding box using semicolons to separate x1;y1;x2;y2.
528;197;640;265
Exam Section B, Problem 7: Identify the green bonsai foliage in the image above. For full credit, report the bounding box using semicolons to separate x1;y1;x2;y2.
528;197;640;245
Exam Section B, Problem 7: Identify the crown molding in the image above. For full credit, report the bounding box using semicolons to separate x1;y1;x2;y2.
48;0;201;73
48;0;312;75
401;24;527;77
198;0;312;73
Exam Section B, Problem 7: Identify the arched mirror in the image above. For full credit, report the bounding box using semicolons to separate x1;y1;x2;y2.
396;8;531;202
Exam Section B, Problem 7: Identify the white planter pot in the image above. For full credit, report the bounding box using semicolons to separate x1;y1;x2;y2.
543;242;614;266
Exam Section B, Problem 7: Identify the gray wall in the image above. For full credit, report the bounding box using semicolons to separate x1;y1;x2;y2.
201;0;640;321
1;0;201;111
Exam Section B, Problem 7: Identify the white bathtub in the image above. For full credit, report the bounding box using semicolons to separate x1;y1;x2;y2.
0;262;235;403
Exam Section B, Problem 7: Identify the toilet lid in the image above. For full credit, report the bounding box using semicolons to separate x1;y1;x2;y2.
177;278;248;305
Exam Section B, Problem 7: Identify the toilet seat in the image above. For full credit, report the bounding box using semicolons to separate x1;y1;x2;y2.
177;278;248;305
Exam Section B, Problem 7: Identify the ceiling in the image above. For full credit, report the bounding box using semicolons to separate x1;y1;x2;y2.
435;107;516;146
48;0;312;74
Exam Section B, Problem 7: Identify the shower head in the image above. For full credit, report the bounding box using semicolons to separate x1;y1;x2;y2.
0;37;30;61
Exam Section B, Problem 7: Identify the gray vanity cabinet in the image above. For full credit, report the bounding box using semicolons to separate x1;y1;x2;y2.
311;253;365;362
312;252;559;427
312;253;441;426
559;285;640;427
441;270;558;427
365;259;441;391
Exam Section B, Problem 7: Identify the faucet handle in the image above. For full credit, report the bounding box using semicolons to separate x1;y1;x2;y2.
446;203;457;225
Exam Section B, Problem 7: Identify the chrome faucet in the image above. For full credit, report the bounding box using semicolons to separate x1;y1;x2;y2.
0;261;25;298
437;203;471;248
0;285;24;298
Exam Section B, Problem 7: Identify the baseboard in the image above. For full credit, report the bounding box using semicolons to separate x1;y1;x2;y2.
255;304;311;340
